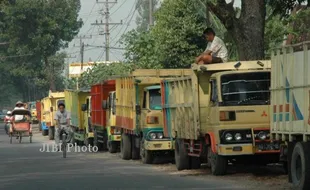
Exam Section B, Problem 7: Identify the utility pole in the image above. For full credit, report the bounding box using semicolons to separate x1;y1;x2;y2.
92;0;122;61
73;35;91;90
149;0;153;27
64;55;76;78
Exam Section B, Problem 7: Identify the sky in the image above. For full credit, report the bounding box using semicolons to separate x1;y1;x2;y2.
64;0;241;64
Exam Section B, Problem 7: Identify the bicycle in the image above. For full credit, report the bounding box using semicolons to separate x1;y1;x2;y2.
59;128;71;158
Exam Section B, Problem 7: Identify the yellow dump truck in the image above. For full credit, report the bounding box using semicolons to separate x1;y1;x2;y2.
270;41;310;189
115;69;192;163
161;61;280;175
41;91;65;140
64;89;92;145
65;90;94;146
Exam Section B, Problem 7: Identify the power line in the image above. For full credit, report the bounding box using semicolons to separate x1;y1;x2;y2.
111;0;138;47
91;0;123;61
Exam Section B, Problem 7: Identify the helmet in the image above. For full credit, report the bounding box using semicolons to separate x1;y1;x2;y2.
7;111;12;115
16;101;23;106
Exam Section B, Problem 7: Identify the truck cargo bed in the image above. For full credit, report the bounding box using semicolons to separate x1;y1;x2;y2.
271;42;310;141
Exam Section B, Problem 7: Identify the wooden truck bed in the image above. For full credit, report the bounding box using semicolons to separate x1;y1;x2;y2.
115;69;193;132
91;80;116;128
271;42;310;141
65;90;89;129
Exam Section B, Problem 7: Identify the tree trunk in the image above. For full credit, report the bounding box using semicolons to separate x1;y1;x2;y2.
208;0;266;60
45;56;56;92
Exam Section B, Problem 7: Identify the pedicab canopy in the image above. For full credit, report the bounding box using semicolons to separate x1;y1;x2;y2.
12;109;32;122
12;108;31;116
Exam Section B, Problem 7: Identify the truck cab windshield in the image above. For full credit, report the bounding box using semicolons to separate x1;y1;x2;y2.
149;89;162;110
220;72;270;106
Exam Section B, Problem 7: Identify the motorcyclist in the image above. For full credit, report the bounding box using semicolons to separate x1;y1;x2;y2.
4;111;12;135
54;103;71;151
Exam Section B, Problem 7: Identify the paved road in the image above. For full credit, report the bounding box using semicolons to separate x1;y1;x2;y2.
0;123;282;190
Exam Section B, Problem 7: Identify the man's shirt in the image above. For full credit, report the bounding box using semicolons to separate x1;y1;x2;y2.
13;107;25;121
205;36;228;62
54;110;70;125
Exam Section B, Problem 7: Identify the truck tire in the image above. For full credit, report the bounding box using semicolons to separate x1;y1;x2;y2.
140;138;153;164
39;122;42;131
175;138;190;170
291;142;310;190
108;141;118;153
120;133;132;160
42;129;48;136
48;127;54;140
209;147;227;175
131;136;140;160
190;156;201;169
94;130;103;151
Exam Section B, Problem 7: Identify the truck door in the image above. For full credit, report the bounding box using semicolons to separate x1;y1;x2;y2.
208;79;219;125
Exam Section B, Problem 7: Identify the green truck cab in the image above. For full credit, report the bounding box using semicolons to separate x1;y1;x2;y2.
138;85;174;163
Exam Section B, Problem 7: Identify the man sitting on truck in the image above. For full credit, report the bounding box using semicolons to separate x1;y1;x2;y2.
195;27;228;64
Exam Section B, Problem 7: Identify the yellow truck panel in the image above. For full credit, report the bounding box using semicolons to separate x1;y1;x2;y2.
65;89;91;144
40;91;65;140
162;61;280;175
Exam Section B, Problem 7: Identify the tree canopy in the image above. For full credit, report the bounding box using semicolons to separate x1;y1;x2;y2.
0;0;82;106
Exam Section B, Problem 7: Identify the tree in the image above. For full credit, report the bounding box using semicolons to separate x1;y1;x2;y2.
79;62;134;88
207;0;266;60
121;30;162;69
151;0;206;68
1;0;82;91
135;0;159;32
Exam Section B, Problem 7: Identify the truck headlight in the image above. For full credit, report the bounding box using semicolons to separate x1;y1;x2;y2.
149;132;156;139
157;132;163;139
258;131;267;140
235;133;242;140
225;133;233;141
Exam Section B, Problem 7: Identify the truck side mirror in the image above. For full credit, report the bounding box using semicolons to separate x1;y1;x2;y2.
136;104;141;115
102;100;108;110
81;104;87;111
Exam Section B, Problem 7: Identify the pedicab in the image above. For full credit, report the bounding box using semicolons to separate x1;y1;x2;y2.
9;108;33;144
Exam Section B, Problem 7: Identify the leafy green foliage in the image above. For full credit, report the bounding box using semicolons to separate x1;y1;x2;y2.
79;62;134;88
122;0;207;69
135;0;159;32
0;0;82;107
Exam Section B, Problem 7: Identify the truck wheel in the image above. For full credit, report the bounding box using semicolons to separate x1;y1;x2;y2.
140;138;153;164
42;129;48;136
108;141;118;153
175;138;190;170
120;133;132;160
291;142;310;190
93;130;103;151
48;127;54;140
39;122;42;131
209;147;227;175
131;136;140;160
190;156;201;169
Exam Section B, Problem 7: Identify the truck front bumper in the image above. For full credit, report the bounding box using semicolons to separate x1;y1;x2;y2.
217;143;280;156
109;134;121;141
144;139;174;151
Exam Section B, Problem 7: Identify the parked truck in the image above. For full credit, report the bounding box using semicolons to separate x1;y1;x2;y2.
115;69;192;163
161;61;280;175
270;41;310;189
91;80;119;152
27;101;38;124
36;101;42;131
40;91;65;140
64;89;92;145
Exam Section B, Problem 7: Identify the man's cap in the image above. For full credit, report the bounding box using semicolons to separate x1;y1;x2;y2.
16;101;23;105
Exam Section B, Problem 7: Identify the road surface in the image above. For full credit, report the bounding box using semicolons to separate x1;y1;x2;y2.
0;123;291;190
